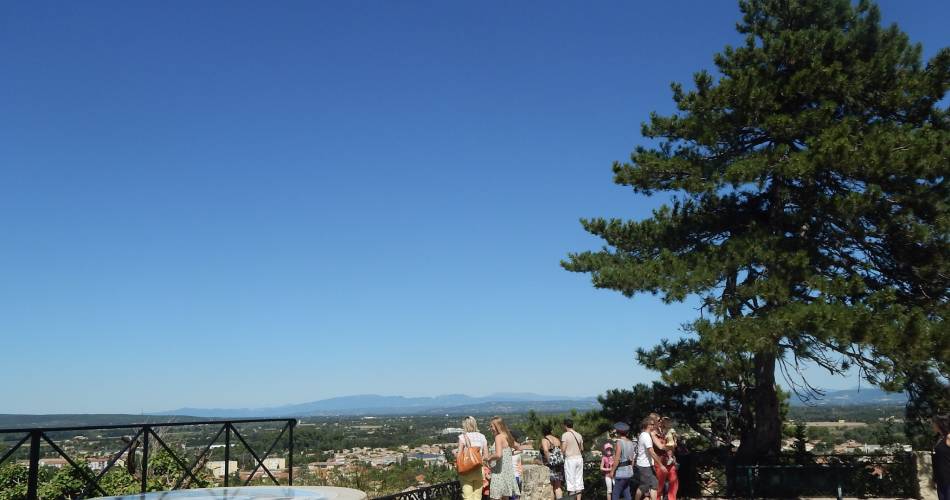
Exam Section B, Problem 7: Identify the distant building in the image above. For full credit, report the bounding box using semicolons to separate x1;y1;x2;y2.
441;427;464;435
39;458;68;468
369;456;400;467
86;457;112;472
409;453;446;467
205;460;239;478
240;469;289;482
263;457;286;471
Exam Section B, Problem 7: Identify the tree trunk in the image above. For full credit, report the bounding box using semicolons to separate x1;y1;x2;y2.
736;351;782;464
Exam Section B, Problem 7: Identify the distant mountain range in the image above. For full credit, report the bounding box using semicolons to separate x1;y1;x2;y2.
156;388;906;417
0;389;907;429
788;388;907;406
155;393;600;418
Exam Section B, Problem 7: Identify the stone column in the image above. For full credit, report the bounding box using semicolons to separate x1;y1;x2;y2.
917;451;938;500
521;464;555;500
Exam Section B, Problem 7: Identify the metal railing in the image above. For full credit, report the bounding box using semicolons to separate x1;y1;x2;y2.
575;452;916;499
669;451;918;499
0;418;296;499
371;480;461;500
734;453;918;499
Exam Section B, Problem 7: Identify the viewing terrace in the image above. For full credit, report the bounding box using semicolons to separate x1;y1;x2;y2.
0;418;940;499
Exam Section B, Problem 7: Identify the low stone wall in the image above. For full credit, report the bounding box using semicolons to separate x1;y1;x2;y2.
521;463;555;500
917;451;937;500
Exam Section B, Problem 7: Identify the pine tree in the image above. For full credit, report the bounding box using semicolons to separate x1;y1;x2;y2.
565;0;949;463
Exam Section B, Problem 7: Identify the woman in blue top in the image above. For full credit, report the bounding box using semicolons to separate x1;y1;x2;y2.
609;422;637;500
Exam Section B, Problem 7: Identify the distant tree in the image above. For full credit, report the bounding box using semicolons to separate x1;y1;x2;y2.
37;464;90;499
523;410;607;453
793;422;810;463
0;463;28;500
565;0;949;464
904;367;950;449
99;468;138;496
599;382;729;447
873;419;900;447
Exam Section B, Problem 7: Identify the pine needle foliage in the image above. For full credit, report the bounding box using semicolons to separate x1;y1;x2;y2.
564;0;949;462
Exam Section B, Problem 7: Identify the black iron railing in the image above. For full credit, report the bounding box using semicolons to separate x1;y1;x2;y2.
0;418;296;500
576;452;916;499
667;451;918;499
733;453;918;499
372;480;461;500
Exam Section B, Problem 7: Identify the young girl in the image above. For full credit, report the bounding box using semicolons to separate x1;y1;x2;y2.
483;416;521;500
601;441;615;500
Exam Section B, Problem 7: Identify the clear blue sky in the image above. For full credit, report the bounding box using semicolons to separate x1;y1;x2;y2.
2;1;947;414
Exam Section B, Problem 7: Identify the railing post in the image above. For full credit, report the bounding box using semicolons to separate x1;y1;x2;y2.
836;466;843;500
748;466;755;500
141;426;150;493
288;420;295;486
224;424;230;487
27;430;40;500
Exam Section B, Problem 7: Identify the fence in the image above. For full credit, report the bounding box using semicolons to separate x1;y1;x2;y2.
383;453;917;499
653;451;918;499
0;418;296;500
371;480;461;500
733;453;918;499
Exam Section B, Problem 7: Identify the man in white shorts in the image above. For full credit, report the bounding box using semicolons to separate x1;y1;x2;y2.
561;418;584;499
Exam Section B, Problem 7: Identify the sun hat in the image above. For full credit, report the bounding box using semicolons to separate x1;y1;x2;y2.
613;422;630;433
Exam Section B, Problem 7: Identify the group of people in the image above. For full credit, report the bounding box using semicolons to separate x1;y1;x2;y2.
453;412;950;500
455;415;523;500
453;416;585;500
539;419;586;499
600;414;679;500
453;414;677;500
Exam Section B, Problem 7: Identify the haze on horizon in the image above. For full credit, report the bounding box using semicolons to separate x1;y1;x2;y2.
3;0;947;415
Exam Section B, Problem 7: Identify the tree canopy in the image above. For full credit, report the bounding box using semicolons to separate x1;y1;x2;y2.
565;0;949;462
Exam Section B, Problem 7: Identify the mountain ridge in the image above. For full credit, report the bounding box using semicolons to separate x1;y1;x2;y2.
155;393;599;418
156;388;908;417
788;387;907;406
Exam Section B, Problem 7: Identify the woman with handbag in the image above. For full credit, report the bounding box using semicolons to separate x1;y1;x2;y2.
456;416;489;500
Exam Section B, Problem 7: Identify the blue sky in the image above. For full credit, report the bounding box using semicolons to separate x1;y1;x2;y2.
2;1;947;414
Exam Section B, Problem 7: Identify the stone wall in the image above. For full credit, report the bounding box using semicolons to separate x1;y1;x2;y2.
917;451;938;500
521;463;555;500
